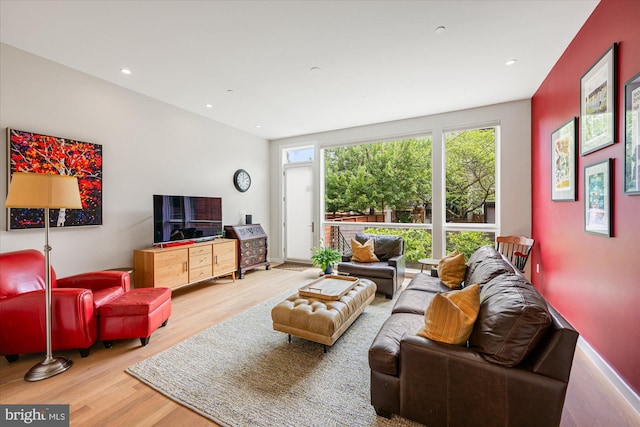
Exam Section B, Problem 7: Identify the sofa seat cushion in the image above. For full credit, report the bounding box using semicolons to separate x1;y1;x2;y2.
337;261;395;279
369;313;424;376
470;276;552;367
405;273;451;294
392;289;436;315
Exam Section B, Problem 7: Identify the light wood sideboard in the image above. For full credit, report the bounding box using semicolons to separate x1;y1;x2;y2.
134;238;237;290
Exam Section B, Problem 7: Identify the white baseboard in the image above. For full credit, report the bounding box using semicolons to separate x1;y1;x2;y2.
578;337;640;414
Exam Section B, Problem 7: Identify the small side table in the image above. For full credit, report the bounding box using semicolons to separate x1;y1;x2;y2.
418;258;439;273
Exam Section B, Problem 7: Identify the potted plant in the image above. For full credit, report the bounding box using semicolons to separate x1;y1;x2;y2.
311;243;342;275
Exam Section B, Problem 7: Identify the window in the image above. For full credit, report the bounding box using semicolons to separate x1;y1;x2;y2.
443;126;498;258
283;146;314;164
444;127;496;224
322;137;433;263
318;126;500;266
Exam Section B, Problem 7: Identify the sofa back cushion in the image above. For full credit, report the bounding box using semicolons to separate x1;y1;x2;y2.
469;275;551;367
355;233;403;260
0;249;55;299
465;255;514;288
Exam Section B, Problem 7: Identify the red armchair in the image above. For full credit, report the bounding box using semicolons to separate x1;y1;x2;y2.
0;249;129;362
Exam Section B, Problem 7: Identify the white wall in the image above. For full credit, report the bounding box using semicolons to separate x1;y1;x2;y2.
269;99;532;262
0;44;270;277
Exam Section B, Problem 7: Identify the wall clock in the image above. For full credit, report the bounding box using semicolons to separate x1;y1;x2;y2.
233;169;251;192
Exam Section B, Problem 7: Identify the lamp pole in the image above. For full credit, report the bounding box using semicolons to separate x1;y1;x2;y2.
5;172;81;381
24;207;73;381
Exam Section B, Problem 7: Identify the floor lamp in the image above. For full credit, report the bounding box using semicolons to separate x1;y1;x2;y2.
4;172;82;381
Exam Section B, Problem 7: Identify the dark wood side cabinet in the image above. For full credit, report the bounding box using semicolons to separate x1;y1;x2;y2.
224;224;270;279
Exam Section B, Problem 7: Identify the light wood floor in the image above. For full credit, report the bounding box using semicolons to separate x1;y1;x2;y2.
1;267;638;426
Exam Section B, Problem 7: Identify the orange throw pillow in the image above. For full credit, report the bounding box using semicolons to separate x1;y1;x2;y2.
438;250;467;289
351;239;379;262
417;283;480;345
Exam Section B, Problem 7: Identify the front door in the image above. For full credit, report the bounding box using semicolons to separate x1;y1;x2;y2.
284;164;313;262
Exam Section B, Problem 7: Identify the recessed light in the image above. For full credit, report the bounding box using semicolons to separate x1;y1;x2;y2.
505;59;517;66
205;104;213;108
227;89;235;93
255;125;261;128
434;26;446;34
120;68;132;75
310;66;322;73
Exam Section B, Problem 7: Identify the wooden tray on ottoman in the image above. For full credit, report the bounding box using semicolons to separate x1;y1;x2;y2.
298;275;359;300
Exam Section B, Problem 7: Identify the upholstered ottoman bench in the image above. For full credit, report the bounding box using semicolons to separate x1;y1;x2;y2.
99;287;172;348
271;277;376;352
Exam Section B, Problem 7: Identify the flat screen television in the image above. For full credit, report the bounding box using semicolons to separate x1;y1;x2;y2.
153;195;223;245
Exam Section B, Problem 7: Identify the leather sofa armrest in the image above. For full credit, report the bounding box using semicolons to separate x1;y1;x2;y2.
388;254;405;285
399;334;569;427
0;288;96;354
57;271;131;293
0;288;95;318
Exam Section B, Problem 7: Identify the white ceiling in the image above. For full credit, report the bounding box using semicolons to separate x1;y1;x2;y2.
0;0;599;140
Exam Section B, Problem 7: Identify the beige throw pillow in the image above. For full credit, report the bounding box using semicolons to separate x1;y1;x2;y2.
351;239;379;262
438;250;467;289
417;283;480;345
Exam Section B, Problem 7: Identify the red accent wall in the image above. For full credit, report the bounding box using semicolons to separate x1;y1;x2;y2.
531;0;640;395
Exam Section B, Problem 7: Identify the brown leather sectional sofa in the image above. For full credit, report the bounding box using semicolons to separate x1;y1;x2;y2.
369;245;579;427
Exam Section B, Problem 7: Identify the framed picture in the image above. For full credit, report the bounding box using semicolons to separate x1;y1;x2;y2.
580;43;617;156
584;158;613;237
6;128;103;230
551;118;577;201
623;72;640;194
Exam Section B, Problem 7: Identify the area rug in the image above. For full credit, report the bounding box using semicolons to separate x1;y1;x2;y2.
273;262;314;272
126;289;421;427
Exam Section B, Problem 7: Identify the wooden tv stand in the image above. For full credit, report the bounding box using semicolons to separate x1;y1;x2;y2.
133;239;237;290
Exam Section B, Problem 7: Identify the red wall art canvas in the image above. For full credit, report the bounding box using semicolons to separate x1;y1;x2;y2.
7;128;103;229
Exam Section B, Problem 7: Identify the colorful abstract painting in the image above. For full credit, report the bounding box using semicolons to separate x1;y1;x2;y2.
7;128;103;229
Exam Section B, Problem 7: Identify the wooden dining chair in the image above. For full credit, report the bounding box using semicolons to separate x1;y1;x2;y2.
495;235;535;272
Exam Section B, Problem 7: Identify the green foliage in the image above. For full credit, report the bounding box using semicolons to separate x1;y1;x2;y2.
445;129;496;221
325;138;432;214
363;227;432;262
445;231;493;261
310;245;342;270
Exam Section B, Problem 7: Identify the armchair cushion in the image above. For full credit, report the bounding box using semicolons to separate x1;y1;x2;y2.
0;249;55;298
351;239;379;262
355;233;403;260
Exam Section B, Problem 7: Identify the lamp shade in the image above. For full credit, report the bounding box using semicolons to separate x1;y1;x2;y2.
5;172;82;209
